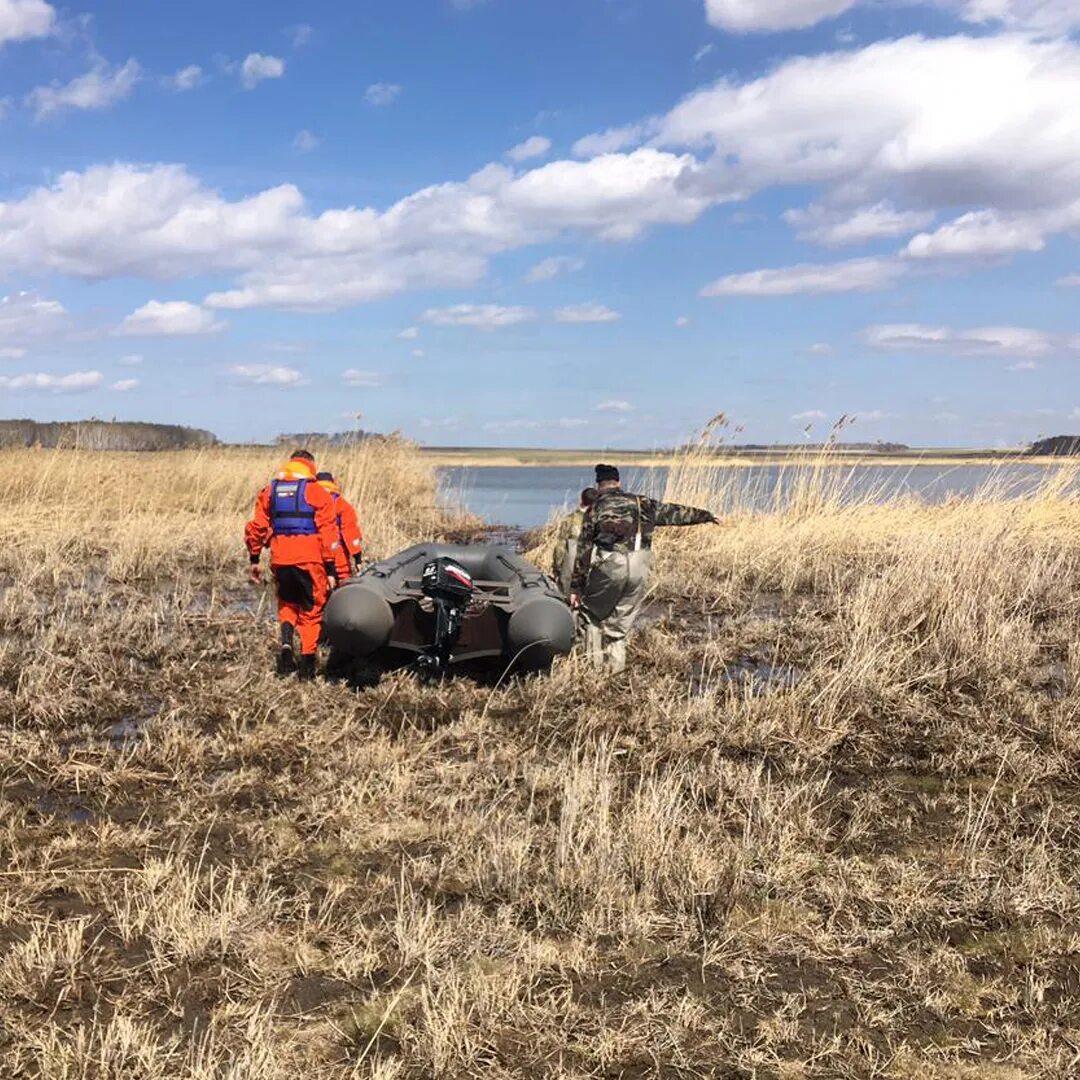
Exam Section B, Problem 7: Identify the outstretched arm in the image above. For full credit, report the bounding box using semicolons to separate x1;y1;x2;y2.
654;500;719;527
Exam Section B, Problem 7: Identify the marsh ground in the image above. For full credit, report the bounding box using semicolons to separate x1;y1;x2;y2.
2;443;1080;1078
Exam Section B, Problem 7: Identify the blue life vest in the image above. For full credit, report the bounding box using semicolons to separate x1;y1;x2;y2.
270;479;317;536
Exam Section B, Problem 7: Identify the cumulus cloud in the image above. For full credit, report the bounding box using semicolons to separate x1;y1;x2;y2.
169;65;203;92
675;316;690;327
703;0;1080;33
903;209;1057;259
0;369;102;392
595;399;635;412
342;369;385;387
705;0;856;31
0;346;26;359
364;82;401;106
1059;274;1080;287
111;377;139;391
240;53;284;89
293;129;319;152
507;135;552;163
703;258;904;297
27;59;141;120
572;125;646;158
0;291;68;340
865;323;1056;357
785;201;935;247
0;0;55;45
421;304;536;328
229;364;302;385
398;326;419;339
554;302;621;323
0;150;709;312
525;255;584;282
118;300;224;337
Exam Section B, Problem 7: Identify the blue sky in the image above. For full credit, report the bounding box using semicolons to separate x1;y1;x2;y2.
0;0;1077;447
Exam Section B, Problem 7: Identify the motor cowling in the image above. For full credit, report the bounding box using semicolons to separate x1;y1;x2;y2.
416;558;474;678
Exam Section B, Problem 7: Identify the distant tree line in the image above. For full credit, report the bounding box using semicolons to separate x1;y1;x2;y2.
1028;436;1080;456
275;430;386;448
0;419;218;450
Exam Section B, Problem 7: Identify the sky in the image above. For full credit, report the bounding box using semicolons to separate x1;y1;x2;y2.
0;0;1078;448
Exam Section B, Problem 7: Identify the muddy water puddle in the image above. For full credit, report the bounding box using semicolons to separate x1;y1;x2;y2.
690;655;804;697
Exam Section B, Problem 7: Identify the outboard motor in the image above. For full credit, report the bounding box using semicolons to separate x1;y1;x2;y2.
415;557;474;679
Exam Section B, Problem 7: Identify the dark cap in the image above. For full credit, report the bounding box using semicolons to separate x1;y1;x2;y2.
316;471;334;481
595;463;620;484
291;448;315;463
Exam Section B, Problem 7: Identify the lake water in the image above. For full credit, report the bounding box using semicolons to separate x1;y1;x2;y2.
439;463;1069;530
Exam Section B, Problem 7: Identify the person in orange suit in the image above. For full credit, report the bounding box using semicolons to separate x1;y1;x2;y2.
315;470;364;580
245;449;341;679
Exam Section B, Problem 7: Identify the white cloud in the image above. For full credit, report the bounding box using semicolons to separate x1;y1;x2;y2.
111;378;139;391
398;325;420;339
654;34;1080;263
0;291;68;340
342;369;385;387
705;0;856;31
229;364;302;385
0;370;102;392
27;59;141;120
903;209;1054;260
118;300;224;337
1058;274;1080;287
293;129;319;152
703;0;1080;33
507;135;552;163
412;348;424;358
702;258;903;297
118;353;143;366
554;302;621;323
572;125;645;158
792;409;827;420
0;151;709;312
785;201;935;247
421;304;537;328
693;43;715;63
854;409;887;422
0;0;55;45
525;255;584;283
240;53;284;90
364;82;401;106
170;65;203;92
865;323;1056;357
806;342;832;355
675;315;690;328
1009;359;1039;371
595;399;635;412
0;347;26;359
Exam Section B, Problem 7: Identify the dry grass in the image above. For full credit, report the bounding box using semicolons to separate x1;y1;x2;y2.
3;440;1080;1078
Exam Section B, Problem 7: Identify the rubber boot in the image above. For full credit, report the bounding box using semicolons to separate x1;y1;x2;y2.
297;654;317;682
277;623;297;676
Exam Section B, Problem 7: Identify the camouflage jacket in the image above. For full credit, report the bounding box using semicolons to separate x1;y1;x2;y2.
551;508;586;596
570;489;715;590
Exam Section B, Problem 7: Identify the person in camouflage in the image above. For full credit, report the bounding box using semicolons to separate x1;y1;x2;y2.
569;464;719;674
551;487;598;599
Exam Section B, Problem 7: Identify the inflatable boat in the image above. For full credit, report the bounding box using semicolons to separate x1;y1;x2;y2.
322;543;575;675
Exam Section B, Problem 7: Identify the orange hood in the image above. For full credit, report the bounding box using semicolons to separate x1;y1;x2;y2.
275;458;317;481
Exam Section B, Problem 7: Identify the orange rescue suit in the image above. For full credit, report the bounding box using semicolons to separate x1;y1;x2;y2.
245;459;341;655
316;477;364;579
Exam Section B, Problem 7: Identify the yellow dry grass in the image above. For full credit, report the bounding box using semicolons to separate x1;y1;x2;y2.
2;439;1080;1078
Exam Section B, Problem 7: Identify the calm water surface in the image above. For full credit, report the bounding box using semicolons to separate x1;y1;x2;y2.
439;463;1067;530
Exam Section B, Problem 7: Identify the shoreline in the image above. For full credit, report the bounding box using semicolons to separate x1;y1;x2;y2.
423;449;1069;469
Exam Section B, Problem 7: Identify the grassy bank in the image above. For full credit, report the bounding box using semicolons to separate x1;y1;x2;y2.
2;442;1080;1078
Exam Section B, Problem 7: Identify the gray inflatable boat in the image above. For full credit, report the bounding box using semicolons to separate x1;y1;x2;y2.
323;543;575;675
